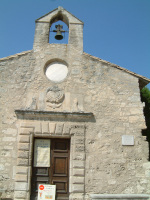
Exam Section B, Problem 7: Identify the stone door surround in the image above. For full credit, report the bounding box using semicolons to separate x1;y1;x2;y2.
14;110;93;200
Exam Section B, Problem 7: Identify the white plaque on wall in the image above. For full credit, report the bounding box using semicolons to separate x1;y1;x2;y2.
34;139;50;167
122;135;134;146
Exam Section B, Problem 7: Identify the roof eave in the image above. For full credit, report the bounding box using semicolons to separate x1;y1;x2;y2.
83;52;150;89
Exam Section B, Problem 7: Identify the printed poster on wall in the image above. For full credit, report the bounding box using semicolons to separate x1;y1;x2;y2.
34;139;50;167
38;184;56;200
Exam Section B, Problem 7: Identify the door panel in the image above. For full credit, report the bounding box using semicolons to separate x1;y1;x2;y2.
51;139;70;199
53;157;68;175
53;180;68;193
31;138;70;200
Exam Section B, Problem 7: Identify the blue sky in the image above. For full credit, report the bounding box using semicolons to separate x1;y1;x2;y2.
0;0;150;89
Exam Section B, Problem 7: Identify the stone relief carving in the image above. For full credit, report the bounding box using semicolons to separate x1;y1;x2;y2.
25;91;84;112
27;97;37;110
46;86;65;109
72;98;79;112
72;98;83;112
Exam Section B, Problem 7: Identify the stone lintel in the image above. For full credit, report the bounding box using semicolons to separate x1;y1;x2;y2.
90;194;150;199
15;109;94;121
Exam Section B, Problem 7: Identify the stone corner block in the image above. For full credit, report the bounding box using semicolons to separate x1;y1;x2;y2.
63;124;71;135
72;184;84;193
14;191;27;199
73;160;85;168
18;151;29;159
19;127;33;135
15;182;28;191
19;135;30;143
16;166;28;174
42;122;49;134
17;158;29;166
15;174;28;182
73;177;84;184
55;123;64;135
73;168;85;176
49;123;56;134
18;143;29;151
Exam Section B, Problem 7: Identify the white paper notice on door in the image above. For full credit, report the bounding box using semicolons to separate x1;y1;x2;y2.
38;184;56;200
34;139;50;167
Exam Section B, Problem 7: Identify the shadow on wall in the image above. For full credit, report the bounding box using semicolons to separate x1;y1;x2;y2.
141;90;150;161
142;129;150;161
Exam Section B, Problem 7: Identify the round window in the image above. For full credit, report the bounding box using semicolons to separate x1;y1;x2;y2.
45;62;68;82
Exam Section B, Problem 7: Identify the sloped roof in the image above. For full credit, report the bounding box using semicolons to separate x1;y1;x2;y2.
0;50;32;61
83;52;150;89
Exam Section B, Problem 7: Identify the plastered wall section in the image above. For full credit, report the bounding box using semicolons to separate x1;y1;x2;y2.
0;44;149;199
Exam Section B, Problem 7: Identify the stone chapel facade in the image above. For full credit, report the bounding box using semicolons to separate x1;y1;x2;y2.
0;7;150;200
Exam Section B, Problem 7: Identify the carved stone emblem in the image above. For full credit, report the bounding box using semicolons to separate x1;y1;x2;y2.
46;86;64;109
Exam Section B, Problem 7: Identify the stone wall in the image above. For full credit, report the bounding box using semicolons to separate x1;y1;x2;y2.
0;43;150;199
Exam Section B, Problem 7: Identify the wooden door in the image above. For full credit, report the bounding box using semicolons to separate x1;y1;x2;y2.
50;139;70;200
30;138;70;200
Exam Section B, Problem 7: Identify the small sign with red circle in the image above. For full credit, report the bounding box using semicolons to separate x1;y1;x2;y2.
38;184;56;200
39;185;44;190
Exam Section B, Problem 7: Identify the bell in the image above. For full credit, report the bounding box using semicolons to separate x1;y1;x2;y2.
55;30;63;40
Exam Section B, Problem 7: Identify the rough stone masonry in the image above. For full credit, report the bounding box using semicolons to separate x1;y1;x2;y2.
0;6;150;200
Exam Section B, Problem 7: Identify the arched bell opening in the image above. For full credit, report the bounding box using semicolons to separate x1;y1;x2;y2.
49;20;69;44
49;13;69;44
